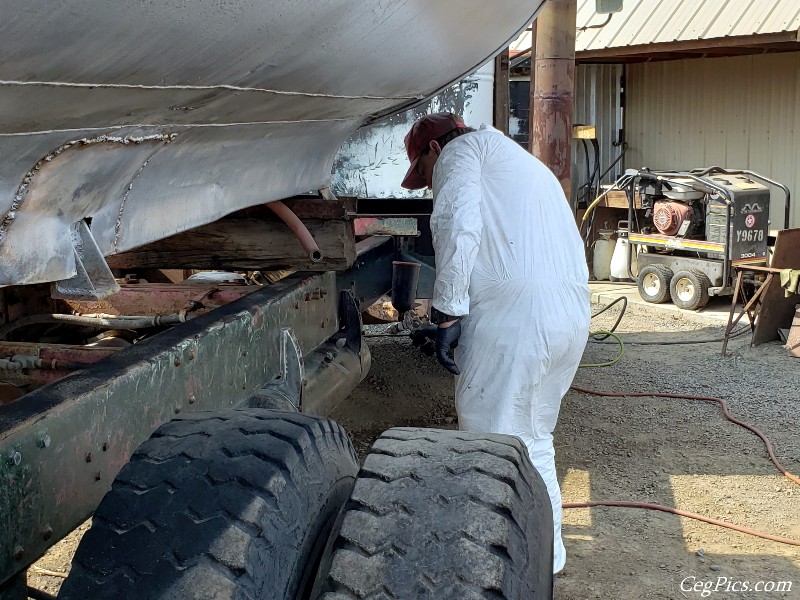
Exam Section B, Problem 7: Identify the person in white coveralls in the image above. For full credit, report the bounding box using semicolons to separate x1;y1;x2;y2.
403;112;590;574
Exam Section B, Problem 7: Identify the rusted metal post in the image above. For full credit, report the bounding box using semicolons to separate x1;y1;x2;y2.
530;0;577;200
493;49;510;135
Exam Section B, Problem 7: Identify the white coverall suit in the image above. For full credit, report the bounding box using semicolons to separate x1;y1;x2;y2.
429;124;590;573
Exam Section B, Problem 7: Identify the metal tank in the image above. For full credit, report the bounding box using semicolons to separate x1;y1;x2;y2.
0;1;544;286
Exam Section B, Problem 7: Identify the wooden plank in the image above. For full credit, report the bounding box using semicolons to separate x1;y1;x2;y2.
107;218;355;272
752;228;800;345
599;189;642;209
239;197;357;220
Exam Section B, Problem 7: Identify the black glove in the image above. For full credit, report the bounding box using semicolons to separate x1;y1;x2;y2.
435;320;461;375
410;324;437;357
409;321;462;375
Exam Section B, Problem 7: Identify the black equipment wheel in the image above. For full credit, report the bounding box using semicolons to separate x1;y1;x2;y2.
670;269;712;311
637;264;674;304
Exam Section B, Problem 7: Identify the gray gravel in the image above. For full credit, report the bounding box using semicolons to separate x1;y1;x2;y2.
561;299;800;599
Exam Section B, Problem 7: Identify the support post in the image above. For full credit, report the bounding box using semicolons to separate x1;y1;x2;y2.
493;49;510;135
530;0;577;201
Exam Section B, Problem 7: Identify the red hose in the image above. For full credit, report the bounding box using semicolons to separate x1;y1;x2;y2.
570;386;800;486
562;501;800;547
267;201;323;262
565;386;800;546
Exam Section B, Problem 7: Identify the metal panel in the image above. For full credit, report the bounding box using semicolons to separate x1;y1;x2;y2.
509;0;800;54
337;236;396;311
704;0;760;39
625;53;800;232
0;1;546;286
571;64;624;203
331;63;496;200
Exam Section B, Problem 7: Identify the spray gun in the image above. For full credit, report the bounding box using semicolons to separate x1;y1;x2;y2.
387;310;424;335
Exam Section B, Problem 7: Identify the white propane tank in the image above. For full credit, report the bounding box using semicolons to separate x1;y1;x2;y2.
609;222;632;282
592;230;614;281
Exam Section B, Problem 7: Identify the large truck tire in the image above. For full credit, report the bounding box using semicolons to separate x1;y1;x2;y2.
59;410;359;600
314;428;554;599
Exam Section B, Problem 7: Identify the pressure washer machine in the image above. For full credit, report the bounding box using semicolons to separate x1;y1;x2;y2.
616;168;790;310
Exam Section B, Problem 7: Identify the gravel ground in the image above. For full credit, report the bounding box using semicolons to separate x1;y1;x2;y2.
27;299;800;599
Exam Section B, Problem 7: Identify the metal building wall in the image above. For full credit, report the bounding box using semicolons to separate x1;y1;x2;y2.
572;63;624;204
626;52;800;231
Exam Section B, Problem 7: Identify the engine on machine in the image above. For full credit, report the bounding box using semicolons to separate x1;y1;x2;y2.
616;169;784;311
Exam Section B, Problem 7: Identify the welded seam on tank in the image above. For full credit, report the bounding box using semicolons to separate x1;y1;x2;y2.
112;143;174;254
0;119;355;137
0;134;177;246
0;79;422;101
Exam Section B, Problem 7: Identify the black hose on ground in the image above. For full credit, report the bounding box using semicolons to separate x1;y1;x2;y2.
590;296;752;345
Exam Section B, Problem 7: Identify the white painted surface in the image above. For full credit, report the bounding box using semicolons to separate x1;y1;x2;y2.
332;62;496;199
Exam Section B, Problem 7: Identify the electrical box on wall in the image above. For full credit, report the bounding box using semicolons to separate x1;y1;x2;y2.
596;0;623;14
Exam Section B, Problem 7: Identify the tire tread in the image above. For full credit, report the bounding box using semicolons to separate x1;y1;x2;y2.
316;428;553;600
59;409;358;600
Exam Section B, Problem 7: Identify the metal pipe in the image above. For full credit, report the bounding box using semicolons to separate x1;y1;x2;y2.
530;0;577;200
0;313;187;340
0;355;84;372
301;340;370;418
691;167;792;230
267;200;323;262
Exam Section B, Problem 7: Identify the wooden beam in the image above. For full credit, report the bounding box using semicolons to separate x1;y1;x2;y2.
106;217;356;272
233;196;357;220
493;48;510;135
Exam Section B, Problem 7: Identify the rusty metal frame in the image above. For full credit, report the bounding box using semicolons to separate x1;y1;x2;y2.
721;266;779;356
0;272;347;585
338;236;396;311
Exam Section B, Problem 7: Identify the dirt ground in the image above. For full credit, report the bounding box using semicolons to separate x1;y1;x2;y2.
27;297;800;599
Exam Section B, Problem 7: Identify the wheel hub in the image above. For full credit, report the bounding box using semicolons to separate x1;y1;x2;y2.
642;272;662;297
675;278;695;302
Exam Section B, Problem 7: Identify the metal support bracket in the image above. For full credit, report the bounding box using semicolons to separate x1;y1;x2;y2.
333;290;364;357
337;236;395;311
51;221;120;301
249;328;304;411
300;290;370;417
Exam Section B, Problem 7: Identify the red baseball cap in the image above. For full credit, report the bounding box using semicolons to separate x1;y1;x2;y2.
401;112;466;189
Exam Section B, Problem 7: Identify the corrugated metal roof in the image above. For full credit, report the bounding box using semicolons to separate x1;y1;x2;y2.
510;0;800;54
